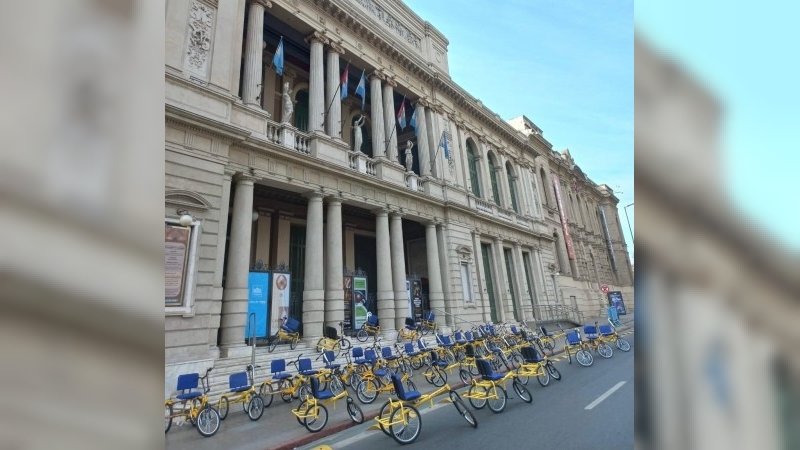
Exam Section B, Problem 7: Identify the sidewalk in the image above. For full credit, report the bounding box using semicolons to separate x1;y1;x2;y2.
165;315;634;450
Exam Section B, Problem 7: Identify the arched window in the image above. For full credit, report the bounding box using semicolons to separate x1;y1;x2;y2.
488;155;501;205
294;90;309;132
506;162;519;213
466;140;481;198
350;115;372;157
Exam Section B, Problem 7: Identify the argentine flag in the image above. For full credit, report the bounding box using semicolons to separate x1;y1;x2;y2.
355;69;367;110
272;38;284;76
409;107;418;136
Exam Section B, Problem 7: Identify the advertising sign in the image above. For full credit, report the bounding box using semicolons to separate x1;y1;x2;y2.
343;276;353;331
353;276;368;330
165;224;191;305
552;175;577;260
271;272;291;335
607;291;627;315
409;279;423;321
245;272;270;339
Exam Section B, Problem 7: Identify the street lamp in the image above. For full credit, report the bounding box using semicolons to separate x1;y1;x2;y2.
623;202;634;245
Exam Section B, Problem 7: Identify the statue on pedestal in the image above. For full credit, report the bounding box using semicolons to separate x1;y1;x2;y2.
281;81;294;124
404;140;414;172
352;114;366;153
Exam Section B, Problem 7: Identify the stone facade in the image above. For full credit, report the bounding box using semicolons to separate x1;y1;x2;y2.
164;0;634;367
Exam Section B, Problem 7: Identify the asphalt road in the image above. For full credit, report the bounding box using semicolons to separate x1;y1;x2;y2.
301;333;635;450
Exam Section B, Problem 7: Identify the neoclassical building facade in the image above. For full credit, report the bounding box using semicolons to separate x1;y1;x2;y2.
165;0;634;369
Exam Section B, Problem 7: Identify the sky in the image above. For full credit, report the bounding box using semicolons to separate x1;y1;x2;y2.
402;0;635;260
635;2;800;254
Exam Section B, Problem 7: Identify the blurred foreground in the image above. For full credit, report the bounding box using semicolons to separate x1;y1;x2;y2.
635;34;800;449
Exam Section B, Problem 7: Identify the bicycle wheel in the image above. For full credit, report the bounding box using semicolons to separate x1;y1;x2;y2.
185;398;201;426
468;384;487;409
195;405;221;437
546;361;562;381
515;366;529;385
329;376;345;396
486;386;507;413
598;342;613;358
378;401;393;436
537;365;551;387
513;380;533;403
390;405;422;445
406;379;417;393
410;357;423;371
443;349;456;366
509;353;524;370
346;397;364;423
459;368;472;386
165;403;172;433
297;382;311;401
616;337;631;352
290;336;298;350
247;394;265;421
348;372;362;389
304;403;328;433
449;391;478;428
420;324;430;336
258;382;274;407
279;380;293;403
268;335;278;352
542;337;554;354
576;349;594;367
356;327;368;342
356;378;379;404
316;338;326;353
424;366;446;387
217;396;229;420
339;338;352;352
295;400;308;425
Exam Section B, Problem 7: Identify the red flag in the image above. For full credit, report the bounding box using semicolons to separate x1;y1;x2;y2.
340;63;349;100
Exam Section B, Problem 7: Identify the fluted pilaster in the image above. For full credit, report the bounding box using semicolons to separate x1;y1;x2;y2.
325;43;345;138
389;213;407;331
415;101;430;176
369;72;386;158
375;209;395;331
242;1;269;106
324;198;343;329
382;78;397;161
306;32;327;133
425;222;445;326
303;193;325;339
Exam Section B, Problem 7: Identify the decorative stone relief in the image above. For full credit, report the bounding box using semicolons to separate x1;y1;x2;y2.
355;0;422;51
185;1;214;79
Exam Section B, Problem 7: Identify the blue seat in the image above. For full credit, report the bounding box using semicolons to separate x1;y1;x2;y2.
437;334;454;347
598;325;614;336
382;346;399;361
417;339;430;352
282;317;301;333
404;317;417;330
566;330;582;346
404;343;419;357
309;376;333;400
352;347;369;365
424;311;435;323
228;372;250;393
390;373;421;401
583;325;599;340
429;349;448;367
298;358;318;376
323;351;341;370
475;359;504;381
520;346;544;364
271;359;292;380
454;332;467;345
465;331;475;342
366;314;379;328
175;373;202;400
510;326;519;335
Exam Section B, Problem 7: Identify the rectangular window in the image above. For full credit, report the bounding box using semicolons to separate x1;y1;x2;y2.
460;263;474;305
165;219;201;315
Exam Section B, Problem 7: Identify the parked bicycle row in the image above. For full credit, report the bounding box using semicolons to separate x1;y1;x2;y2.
165;314;631;439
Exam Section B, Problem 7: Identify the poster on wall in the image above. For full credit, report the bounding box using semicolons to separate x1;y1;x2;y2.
270;272;291;335
607;291;627;315
409;279;423;322
245;272;270;340
165;224;191;305
352;276;368;330
343;276;353;331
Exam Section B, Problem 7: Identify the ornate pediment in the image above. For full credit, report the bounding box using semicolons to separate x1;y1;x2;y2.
455;244;473;261
165;189;212;211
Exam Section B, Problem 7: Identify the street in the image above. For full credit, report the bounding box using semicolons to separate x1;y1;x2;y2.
300;332;635;449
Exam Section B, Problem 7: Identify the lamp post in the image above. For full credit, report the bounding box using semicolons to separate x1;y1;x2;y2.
623;202;634;245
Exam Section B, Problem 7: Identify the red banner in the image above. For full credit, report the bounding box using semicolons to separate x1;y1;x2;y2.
552;175;576;260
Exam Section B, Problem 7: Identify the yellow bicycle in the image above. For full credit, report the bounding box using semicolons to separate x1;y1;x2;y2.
268;316;301;352
463;359;532;413
291;377;364;432
217;364;265;421
165;367;221;437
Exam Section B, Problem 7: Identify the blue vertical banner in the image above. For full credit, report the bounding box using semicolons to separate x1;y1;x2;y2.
246;272;270;339
607;291;627;316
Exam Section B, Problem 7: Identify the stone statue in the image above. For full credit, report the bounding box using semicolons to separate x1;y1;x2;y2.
281;81;293;124
352;114;366;153
404;140;413;171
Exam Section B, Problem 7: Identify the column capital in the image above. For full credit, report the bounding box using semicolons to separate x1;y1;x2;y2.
223;167;237;178
328;41;346;55
252;0;272;8
414;98;430;108
302;191;326;201
372;207;390;217
384;76;398;88
324;196;343;205
369;70;386;81
233;172;259;184
389;211;403;220
305;31;329;45
424;221;437;229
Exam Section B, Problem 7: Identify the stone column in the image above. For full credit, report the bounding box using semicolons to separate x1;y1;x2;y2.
452;117;467;187
306;32;327;133
375;209;395;332
324;198;343;329
303;193;325;339
382;78;398;161
491;237;508;322
210;169;235;346
415;101;431;176
437;224;454;327
513;243;530;321
242;0;268;107
389;213;407;331
369;71;386;159
477;139;492;201
425;107;439;177
220;174;256;349
497;155;512;209
325;43;345;139
534;247;551;304
425;222;446;327
471;230;489;322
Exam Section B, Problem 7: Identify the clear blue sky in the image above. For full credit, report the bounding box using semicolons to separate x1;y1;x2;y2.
635;2;800;254
403;0;635;259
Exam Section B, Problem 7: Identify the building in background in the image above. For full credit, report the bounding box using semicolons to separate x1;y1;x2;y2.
165;0;634;385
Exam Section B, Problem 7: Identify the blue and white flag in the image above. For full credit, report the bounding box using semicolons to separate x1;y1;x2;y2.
355;70;366;110
340;63;349;100
409;106;418;136
439;131;450;160
397;97;407;129
272;38;284;76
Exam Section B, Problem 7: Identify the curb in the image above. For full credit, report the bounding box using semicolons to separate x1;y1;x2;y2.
273;325;634;450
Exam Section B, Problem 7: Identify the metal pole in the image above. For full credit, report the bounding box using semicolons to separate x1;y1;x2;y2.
623;202;634;245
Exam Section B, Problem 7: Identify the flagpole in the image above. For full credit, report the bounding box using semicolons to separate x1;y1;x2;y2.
322;82;342;131
431;130;446;176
